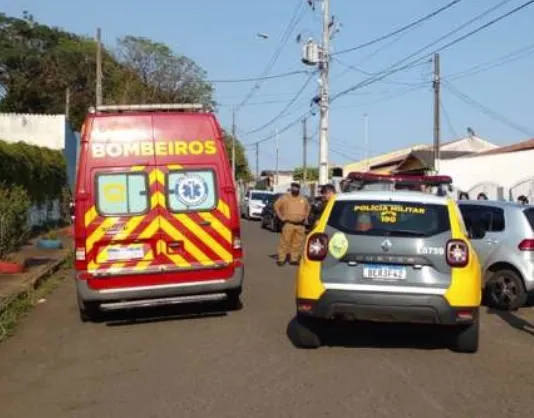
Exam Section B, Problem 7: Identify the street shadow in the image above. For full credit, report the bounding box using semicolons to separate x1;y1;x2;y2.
487;307;534;337
286;317;447;351
103;300;238;327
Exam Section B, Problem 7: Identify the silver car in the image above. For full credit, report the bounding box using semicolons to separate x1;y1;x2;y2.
458;200;534;310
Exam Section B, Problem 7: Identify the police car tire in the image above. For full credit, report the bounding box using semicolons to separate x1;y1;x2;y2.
291;316;322;349
450;311;479;354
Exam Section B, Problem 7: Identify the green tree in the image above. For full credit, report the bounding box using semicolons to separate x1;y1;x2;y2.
115;36;214;107
0;12;215;129
293;167;333;181
222;132;252;181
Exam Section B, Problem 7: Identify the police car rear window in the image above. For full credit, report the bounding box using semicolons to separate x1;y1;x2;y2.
327;200;450;237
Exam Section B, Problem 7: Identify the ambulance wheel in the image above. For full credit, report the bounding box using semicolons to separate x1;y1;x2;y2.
78;298;103;323
291;315;322;349
225;288;242;311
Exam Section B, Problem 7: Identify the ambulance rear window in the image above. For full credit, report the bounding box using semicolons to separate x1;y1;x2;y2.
96;172;149;216
167;169;217;212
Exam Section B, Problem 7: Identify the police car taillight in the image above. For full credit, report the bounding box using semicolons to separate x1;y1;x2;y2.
307;233;329;261
446;239;469;267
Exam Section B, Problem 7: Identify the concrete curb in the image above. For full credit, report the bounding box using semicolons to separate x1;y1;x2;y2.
0;250;71;314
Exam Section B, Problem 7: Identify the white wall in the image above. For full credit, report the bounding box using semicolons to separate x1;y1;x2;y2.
0;113;66;150
439;149;534;200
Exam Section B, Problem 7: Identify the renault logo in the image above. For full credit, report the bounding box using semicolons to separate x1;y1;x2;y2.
381;239;392;252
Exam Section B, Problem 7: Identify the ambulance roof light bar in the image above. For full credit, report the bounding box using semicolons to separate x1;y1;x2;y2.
89;103;206;113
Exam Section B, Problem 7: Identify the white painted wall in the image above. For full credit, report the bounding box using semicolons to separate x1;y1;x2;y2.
439;149;534;201
0;113;66;150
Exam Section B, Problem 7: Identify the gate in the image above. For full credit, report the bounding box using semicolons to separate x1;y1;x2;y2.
509;178;534;202
467;181;504;200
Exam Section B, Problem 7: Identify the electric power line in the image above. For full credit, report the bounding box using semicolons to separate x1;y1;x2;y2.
440;99;459;138
236;1;306;110
244;111;314;147
444;42;534;81
333;0;467;56
208;70;309;83
331;0;533;103
244;71;317;135
444;81;534;137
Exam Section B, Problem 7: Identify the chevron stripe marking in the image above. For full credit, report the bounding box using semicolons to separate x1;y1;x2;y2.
84;205;98;227
159;218;213;266
149;168;165;186
86;217;121;254
197;212;232;244
151;191;166;209
217;199;230;219
174;214;232;262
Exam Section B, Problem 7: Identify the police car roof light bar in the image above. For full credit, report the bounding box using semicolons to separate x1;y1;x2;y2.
90;103;206;113
346;172;452;186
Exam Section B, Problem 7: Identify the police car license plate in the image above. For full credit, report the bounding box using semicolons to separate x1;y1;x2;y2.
107;245;145;261
363;264;407;280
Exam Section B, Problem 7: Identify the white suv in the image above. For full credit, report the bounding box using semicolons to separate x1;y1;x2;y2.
241;190;275;220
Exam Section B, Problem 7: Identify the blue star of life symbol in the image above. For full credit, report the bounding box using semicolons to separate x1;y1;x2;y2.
182;181;202;199
176;174;208;207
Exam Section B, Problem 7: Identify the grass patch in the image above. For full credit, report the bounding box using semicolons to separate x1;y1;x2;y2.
0;254;72;344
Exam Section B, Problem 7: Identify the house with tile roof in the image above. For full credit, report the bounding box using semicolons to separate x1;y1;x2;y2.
438;137;534;201
343;135;498;175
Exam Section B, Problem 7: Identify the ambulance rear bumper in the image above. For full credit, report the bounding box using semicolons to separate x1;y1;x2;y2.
76;266;244;303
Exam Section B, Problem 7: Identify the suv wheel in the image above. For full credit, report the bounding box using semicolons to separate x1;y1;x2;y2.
450;311;479;354
78;298;103;323
485;269;527;311
290;316;322;349
225;288;243;311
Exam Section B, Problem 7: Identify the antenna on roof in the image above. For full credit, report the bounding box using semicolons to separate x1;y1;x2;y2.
467;127;476;137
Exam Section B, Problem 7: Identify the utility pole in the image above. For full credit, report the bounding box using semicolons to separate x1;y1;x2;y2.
433;53;441;173
255;143;259;181
364;113;369;171
275;129;279;187
302;117;308;183
65;88;70;121
96;28;103;107
318;0;330;186
231;109;236;182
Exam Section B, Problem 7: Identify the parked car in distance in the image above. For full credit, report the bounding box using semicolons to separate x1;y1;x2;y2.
459;200;534;310
261;193;284;232
241;190;275;220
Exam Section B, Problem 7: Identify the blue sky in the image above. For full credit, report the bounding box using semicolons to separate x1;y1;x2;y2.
3;0;534;172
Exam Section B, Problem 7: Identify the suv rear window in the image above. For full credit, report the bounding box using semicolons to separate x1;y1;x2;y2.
327;200;450;237
524;208;534;230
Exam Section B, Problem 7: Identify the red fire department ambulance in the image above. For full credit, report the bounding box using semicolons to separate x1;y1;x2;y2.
73;104;243;321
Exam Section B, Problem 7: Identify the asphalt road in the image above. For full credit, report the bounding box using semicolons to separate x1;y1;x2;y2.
1;221;534;417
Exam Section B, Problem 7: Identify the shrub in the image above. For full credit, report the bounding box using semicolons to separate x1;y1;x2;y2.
0;140;67;205
0;186;31;259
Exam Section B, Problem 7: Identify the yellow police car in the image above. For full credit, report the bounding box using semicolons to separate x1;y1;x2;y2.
293;186;483;353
